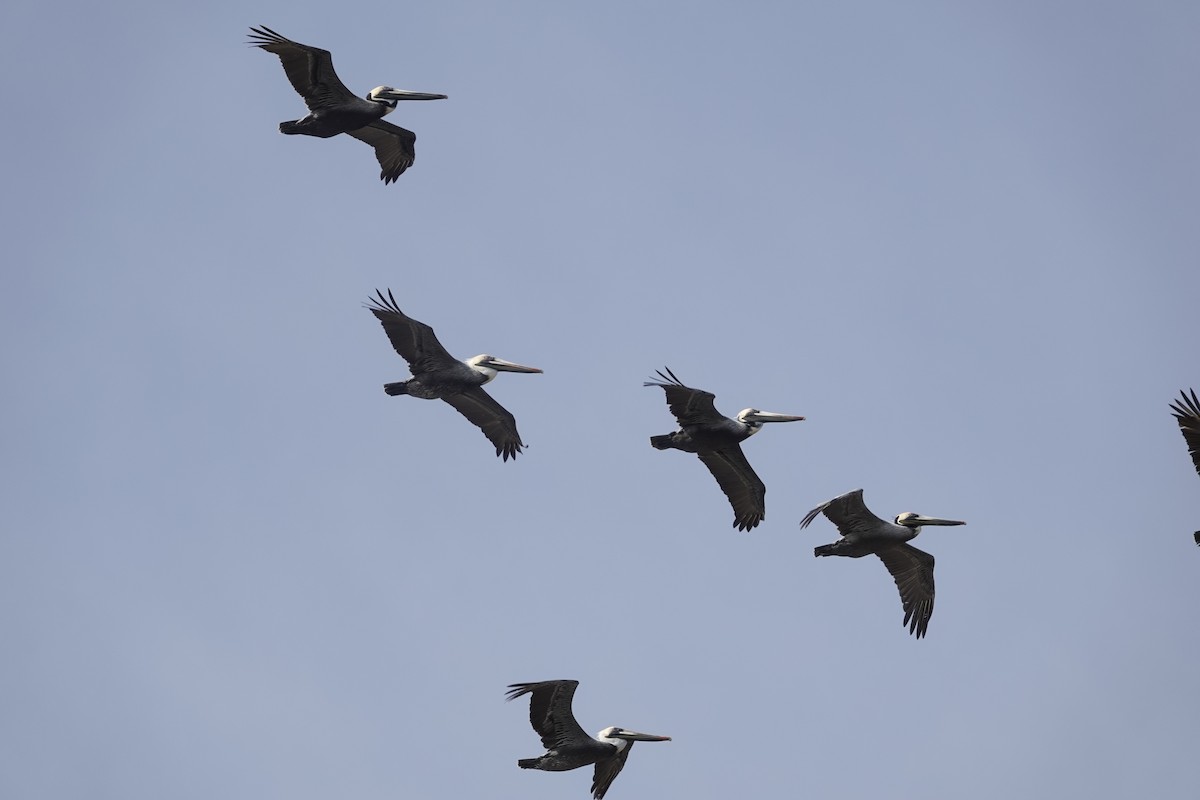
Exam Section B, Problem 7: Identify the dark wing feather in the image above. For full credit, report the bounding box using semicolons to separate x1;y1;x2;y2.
248;26;356;111
696;446;767;531
800;488;889;536
643;367;725;426
1170;388;1200;478
364;289;458;374
441;387;526;461
345;120;417;184
591;746;633;800
505;681;589;750
875;543;936;638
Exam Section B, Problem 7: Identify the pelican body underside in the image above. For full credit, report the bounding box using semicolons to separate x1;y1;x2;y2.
518;745;612;772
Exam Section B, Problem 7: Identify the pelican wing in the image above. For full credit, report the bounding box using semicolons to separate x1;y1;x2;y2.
441;387;526;461
505;680;590;750
799;488;890;536
346;120;418;184
875;543;936;638
248;26;356;111
591;746;633;800
1170;388;1200;478
644;367;726;426
696;445;767;531
365;289;458;374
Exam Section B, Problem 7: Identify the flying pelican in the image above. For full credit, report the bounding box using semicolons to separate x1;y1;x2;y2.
645;367;805;531
365;289;541;460
1169;388;1200;545
801;488;965;638
249;25;446;183
505;680;670;800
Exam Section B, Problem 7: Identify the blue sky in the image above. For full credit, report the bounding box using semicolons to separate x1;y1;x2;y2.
2;2;1198;798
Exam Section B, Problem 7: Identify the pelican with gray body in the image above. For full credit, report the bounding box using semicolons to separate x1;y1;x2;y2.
645;367;805;530
1169;388;1200;545
249;26;446;183
365;289;541;460
801;488;965;638
506;680;670;800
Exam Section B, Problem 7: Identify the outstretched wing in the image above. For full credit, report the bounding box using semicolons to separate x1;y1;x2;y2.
1170;388;1200;479
875;543;936;638
1169;390;1200;546
442;387;527;461
505;680;589;750
364;289;458;375
643;367;726;426
345;120;418;183
248;26;357;111
696;446;767;531
591;746;633;800
799;488;890;536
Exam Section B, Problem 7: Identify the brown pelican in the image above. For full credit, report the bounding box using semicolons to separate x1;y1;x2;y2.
365;289;541;460
505;680;670;800
801;488;965;638
645;367;805;531
249;26;446;183
1169;388;1200;545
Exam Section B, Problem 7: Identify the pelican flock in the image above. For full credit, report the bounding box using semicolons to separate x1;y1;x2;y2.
238;22;1193;800
250;25;446;183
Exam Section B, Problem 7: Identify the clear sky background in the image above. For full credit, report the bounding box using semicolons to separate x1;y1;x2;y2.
2;2;1197;798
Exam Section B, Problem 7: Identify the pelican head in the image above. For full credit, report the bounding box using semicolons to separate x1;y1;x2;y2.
597;726;672;748
465;354;543;383
737;408;806;435
895;512;966;533
367;85;449;112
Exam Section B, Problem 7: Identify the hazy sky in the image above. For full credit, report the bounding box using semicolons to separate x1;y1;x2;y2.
2;2;1197;798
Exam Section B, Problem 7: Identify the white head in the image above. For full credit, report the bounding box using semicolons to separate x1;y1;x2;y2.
367;85;449;113
464;354;543;384
367;86;398;114
894;512;967;535
595;726;672;747
736;407;807;435
596;727;630;751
